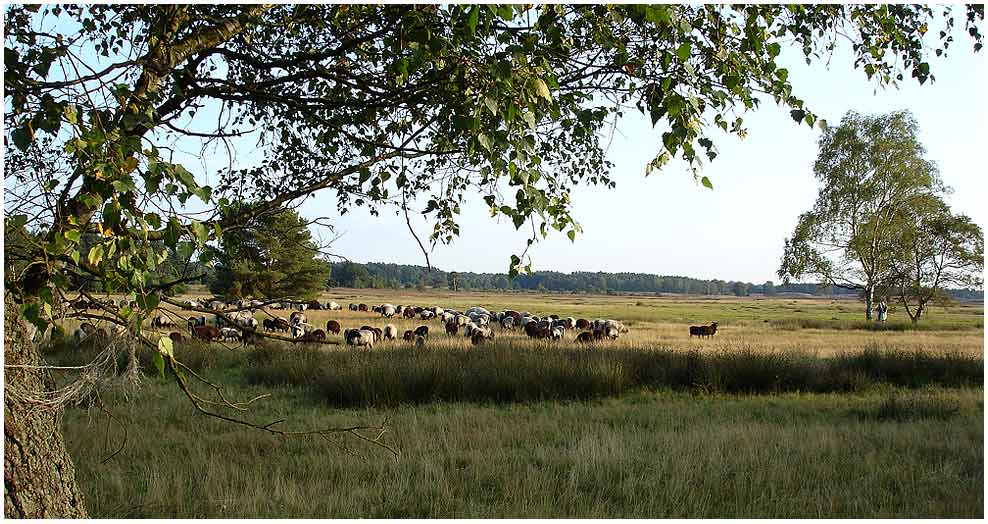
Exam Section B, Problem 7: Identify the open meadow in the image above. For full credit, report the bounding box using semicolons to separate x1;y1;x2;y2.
50;289;984;518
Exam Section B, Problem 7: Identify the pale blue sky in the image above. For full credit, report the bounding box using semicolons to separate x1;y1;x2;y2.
284;39;985;283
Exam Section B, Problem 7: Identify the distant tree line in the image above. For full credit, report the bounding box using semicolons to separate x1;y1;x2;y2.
325;260;981;300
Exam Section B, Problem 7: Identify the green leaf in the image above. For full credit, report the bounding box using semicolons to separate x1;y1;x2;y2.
483;96;497;115
533;78;552;101
87;244;104;266
63;230;81;243
158;335;174;359
701;176;714;190
675;42;691;62
477;133;492;151
790;109;805;124
466;6;479;35
152;352;166;379
567;229;576;242
137;292;160;312
522;111;536;130
12;127;32;151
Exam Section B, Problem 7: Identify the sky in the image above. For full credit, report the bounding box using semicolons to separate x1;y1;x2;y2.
148;15;985;285
286;38;985;284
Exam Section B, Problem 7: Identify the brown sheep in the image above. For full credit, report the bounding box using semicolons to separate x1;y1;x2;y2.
414;325;429;338
445;322;459;336
403;330;415;342
403;308;417;319
690;321;718;339
192;325;221;342
358;303;369;312
168;332;185;343
575;318;590;330
326;320;341;335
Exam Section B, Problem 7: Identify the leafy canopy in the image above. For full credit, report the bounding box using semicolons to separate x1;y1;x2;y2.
4;4;983;333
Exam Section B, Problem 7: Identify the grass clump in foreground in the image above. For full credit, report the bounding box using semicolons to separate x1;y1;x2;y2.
244;342;983;408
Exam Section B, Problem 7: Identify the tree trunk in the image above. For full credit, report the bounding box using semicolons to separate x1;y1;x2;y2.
4;293;88;518
865;285;874;320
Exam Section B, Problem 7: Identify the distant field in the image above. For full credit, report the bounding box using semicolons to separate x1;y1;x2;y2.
142;287;984;358
52;288;983;517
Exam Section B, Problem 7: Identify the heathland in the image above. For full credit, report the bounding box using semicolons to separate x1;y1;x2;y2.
49;288;984;518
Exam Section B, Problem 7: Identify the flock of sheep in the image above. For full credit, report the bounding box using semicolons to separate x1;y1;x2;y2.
160;299;632;350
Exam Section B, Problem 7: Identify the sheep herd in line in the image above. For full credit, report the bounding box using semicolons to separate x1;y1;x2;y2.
153;299;635;350
70;297;719;349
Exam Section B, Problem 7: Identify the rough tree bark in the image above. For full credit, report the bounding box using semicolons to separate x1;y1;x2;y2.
4;293;88;518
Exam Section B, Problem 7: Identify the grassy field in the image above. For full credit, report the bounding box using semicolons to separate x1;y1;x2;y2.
50;289;984;517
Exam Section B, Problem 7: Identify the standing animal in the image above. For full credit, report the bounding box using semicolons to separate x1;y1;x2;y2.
168;332;185;343
343;328;375;349
383;324;398;340
349;303;359;311
191;325;221;342
358;303;369;312
689;322;718;339
327;301;342;311
403;330;415;342
414;335;426;348
220;327;240;342
414;325;430;338
326;320;342;335
381;304;396;318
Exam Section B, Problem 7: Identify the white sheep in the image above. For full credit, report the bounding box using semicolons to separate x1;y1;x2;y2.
344;329;375;350
383;324;398;340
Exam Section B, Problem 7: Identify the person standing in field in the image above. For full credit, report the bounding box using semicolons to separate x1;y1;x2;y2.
877;299;888;322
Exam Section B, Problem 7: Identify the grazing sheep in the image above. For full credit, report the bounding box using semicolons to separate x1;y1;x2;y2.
576;331;595;344
169;332;184;343
403;308;417;319
192;325;221;342
383;324;398;340
420;310;436;320
344;328;375;349
327;301;342;311
349;303;359;311
414;335;426;348
471;325;494;340
151;315;176;329
326;320;342;335
358;303;369;312
441;312;456;324
445;322;459;336
575;318;590;330
307;300;323;310
381;304;397;318
414;325;430;338
500;317;515;330
403;330;415;342
470;331;494;346
311;329;327;341
220;327;240;342
550;326;565;340
689;321;718;339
